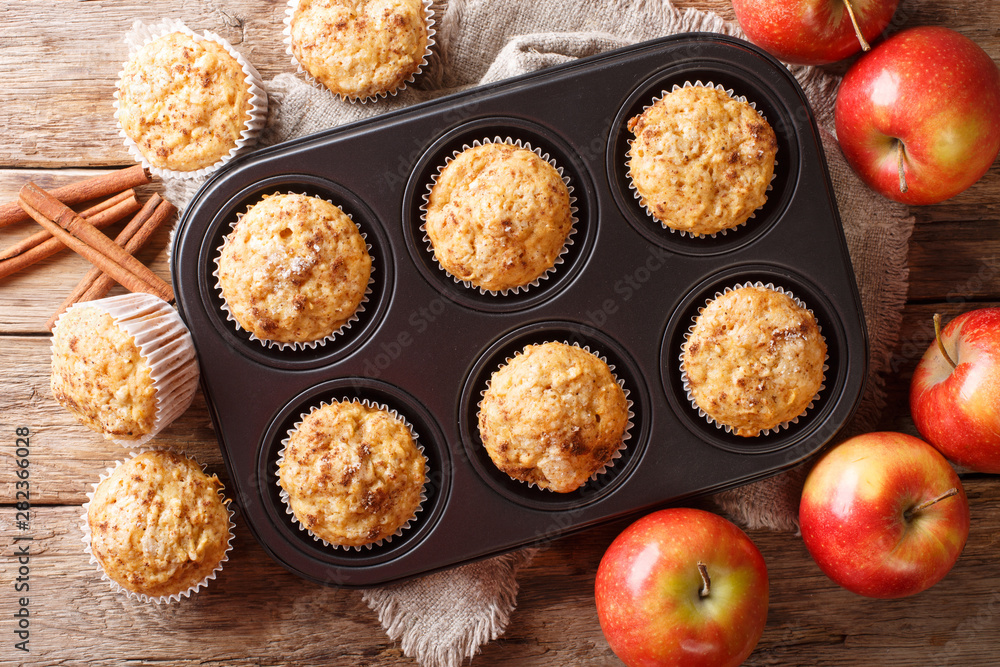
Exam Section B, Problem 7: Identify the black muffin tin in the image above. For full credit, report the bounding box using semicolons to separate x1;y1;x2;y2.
172;33;868;587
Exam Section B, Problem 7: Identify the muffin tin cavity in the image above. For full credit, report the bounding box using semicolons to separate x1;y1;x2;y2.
403;117;596;312
460;322;649;511
660;265;847;455
607;59;800;256
197;174;392;370
257;378;450;568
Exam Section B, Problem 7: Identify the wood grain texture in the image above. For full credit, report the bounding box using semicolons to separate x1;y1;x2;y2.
3;0;1000;665
3;481;1000;667
0;0;290;168
0;0;997;168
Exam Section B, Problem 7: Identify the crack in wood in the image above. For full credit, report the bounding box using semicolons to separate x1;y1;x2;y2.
214;7;247;45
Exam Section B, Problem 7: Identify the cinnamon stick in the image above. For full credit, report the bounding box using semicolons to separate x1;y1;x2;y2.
17;198;167;299
47;194;174;331
0;191;141;261
78;188;137;217
78;193;143;228
0;165;151;229
0;198;136;281
80;197;175;301
19;183;173;302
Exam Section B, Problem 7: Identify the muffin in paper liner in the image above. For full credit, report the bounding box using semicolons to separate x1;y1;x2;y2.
477;341;634;493
212;192;375;351
80;450;235;604
680;281;829;437
50;293;200;449
419;136;578;296
114;18;268;180
626;80;778;238
276;398;428;551
284;0;436;103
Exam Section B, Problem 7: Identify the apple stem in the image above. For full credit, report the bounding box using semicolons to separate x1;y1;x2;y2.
842;0;872;52
897;140;909;194
697;562;711;598
905;488;959;521
934;313;958;369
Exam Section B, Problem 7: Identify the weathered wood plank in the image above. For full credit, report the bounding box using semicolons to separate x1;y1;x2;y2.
4;478;1000;667
1;299;992;505
3;167;1000;334
498;478;1000;667
1;0;999;167
0;507;410;666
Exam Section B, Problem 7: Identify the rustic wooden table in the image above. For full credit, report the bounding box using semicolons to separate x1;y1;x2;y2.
3;0;1000;665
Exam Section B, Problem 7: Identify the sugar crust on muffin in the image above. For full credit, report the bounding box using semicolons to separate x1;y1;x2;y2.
290;0;430;99
87;451;231;598
51;306;157;441
217;193;372;345
424;142;573;292
117;31;252;172
278;400;426;547
682;285;826;437
627;86;778;236
478;342;629;493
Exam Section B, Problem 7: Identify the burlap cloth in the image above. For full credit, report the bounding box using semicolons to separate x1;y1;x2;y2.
162;1;914;664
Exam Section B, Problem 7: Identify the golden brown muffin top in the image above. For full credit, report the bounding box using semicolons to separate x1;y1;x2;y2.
51;306;156;441
478;342;629;493
278;401;426;547
117;31;251;172
424;143;573;292
627;86;777;236
682;286;826;437
290;0;429;99
87;451;231;598
217;193;372;345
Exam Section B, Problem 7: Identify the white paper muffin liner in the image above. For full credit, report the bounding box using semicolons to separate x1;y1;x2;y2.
276;398;428;551
166;217;179;268
114;18;269;181
477;341;634;492
419;136;579;296
80;449;235;604
284;0;436;103
52;293;200;449
679;281;829;436
626;80;777;239
212;192;374;351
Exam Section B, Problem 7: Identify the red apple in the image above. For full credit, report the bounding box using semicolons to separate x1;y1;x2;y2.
910;309;1000;472
595;508;768;667
800;432;970;598
732;0;899;66
835;26;1000;205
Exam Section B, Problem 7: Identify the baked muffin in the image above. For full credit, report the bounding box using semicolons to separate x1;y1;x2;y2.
216;193;372;346
478;342;629;493
424;142;573;292
627;85;778;236
85;451;232;600
117;30;255;172
278;400;426;547
682;285;826;437
288;0;431;100
50;293;199;446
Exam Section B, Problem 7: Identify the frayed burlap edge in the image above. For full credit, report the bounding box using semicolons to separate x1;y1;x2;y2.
362;549;536;667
